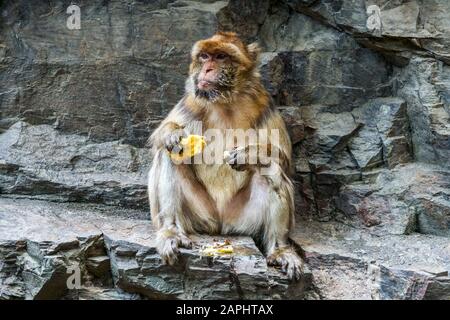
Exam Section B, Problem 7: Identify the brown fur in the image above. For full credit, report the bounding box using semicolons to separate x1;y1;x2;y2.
148;32;304;280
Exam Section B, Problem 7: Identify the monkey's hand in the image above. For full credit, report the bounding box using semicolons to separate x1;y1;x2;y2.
224;145;270;171
267;247;305;281
156;227;193;265
224;147;248;171
164;128;187;154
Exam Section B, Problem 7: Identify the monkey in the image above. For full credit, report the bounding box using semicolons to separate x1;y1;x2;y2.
148;32;304;280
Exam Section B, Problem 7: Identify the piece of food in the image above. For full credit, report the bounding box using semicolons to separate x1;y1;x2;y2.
169;134;206;161
216;246;234;254
200;240;234;257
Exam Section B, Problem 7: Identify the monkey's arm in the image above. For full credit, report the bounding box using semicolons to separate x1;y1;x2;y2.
148;100;197;265
149;101;189;151
262;110;293;173
235;110;302;279
226;110;293;175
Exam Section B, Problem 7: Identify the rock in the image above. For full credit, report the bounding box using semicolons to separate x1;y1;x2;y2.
0;0;228;147
348;126;383;170
289;97;414;221
285;0;450;64
289;104;363;217
291;220;450;300
217;0;270;42
375;163;450;237
64;287;142;300
275;49;392;108
259;0;356;53
0;197;311;300
394;57;450;168
105;228;311;300
0;240;27;299
300;104;362;170
0;121;150;209
350;97;413;169
0;197;123;299
257;1;393;108
86;256;111;278
335;163;450;237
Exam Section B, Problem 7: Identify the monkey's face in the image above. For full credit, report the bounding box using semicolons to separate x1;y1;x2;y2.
194;51;236;100
189;32;260;103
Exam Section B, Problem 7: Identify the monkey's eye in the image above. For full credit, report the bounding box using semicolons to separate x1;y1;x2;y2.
199;53;209;61
215;53;228;60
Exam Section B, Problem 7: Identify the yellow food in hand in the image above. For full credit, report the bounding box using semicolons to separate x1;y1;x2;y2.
169;135;206;161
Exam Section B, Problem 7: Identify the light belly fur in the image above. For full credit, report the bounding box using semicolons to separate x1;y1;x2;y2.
193;163;249;218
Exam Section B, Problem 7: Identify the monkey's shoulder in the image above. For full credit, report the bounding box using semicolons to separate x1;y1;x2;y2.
254;102;286;130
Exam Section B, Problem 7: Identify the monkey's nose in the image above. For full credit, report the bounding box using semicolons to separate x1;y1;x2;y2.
205;68;213;74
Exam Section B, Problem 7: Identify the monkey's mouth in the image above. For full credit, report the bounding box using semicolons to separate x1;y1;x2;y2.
195;79;220;100
195;77;231;100
197;79;216;90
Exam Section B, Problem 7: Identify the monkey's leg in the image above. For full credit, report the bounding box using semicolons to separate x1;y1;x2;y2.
261;166;305;281
225;164;305;280
149;149;220;264
148;149;193;265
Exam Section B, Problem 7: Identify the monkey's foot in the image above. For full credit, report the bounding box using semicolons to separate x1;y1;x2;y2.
156;229;193;265
267;247;305;281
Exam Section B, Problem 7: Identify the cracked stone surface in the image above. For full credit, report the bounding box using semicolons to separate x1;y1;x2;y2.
292;221;450;300
0;197;311;300
0;121;150;209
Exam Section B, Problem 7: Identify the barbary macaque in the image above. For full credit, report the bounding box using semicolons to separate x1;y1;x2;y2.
148;32;304;280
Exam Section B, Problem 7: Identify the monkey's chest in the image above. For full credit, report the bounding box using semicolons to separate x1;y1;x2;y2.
193;164;249;215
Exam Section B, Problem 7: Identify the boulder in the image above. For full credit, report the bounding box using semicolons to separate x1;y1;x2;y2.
291;220;450;300
335;163;450;237
285;0;450;64
0;122;150;209
394;58;450;168
350;97;413;169
0;0;229;147
0;197;311;300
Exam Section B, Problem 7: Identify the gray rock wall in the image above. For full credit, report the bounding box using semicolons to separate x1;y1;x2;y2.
1;0;449;299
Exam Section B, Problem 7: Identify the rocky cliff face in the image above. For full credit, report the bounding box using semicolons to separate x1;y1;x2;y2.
1;0;449;300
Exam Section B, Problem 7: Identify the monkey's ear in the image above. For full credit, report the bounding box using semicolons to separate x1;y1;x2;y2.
247;42;261;62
